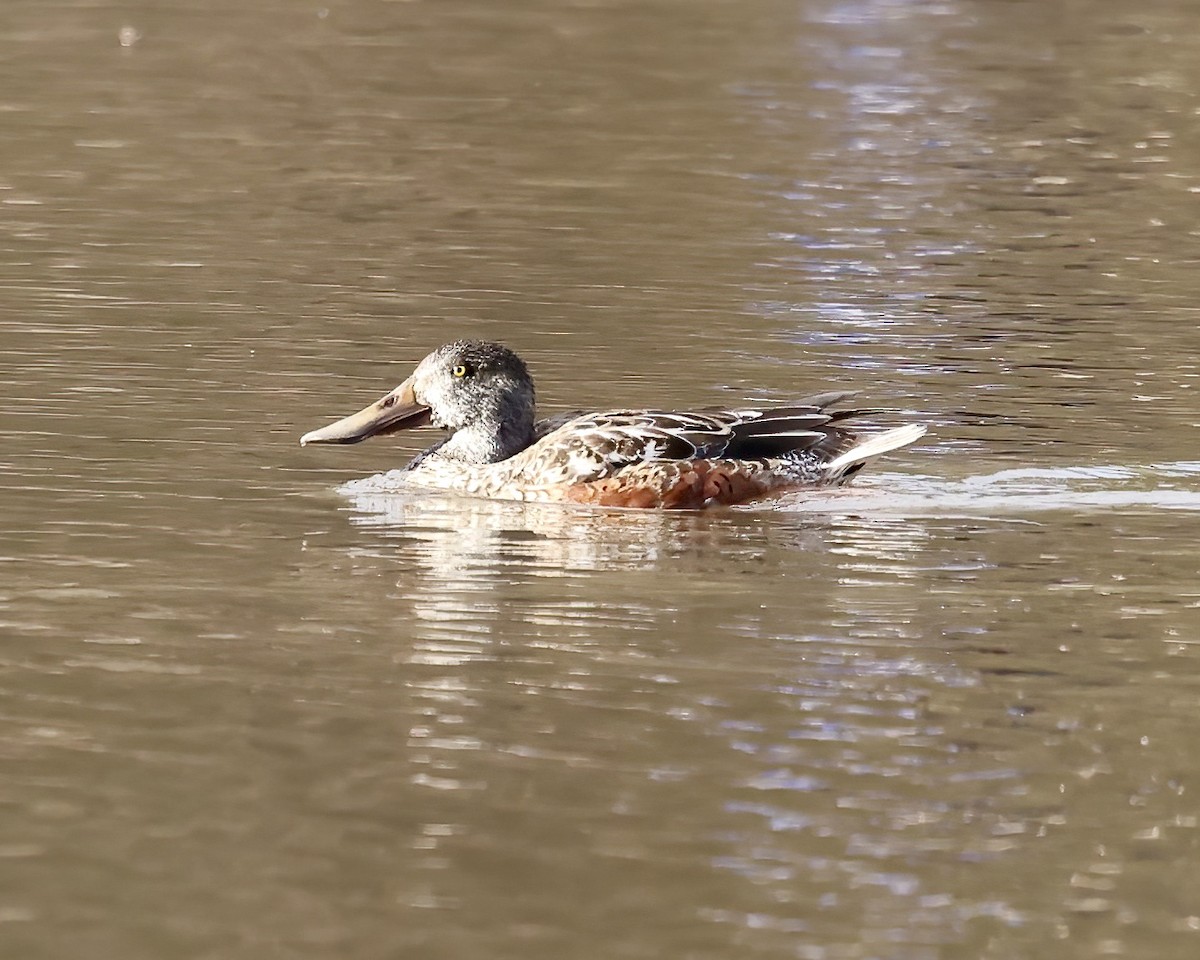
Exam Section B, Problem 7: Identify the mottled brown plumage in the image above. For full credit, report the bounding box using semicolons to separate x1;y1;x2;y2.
301;340;925;509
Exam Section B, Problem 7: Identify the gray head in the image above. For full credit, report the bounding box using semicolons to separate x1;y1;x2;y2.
300;340;537;464
413;340;533;429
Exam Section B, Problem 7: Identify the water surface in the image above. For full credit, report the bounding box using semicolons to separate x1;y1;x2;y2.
2;1;1199;958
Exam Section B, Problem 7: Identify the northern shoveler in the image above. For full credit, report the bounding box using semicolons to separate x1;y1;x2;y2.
300;339;925;509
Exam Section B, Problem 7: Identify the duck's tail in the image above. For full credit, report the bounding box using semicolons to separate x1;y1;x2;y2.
823;423;927;480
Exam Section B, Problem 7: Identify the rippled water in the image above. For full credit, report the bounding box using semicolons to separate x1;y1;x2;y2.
2;1;1199;958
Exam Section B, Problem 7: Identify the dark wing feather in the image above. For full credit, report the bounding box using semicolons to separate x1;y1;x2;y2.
517;394;867;485
721;394;867;460
508;410;739;484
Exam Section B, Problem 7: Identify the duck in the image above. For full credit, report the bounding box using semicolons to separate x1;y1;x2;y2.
300;339;925;509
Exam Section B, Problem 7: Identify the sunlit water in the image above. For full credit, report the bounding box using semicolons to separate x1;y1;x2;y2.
2;1;1199;959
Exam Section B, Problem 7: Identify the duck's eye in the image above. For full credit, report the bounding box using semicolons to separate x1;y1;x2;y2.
451;363;472;378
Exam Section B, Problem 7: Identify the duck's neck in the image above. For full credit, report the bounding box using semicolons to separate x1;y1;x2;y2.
438;417;535;464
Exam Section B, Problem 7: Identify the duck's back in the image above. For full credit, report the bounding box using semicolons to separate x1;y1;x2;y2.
470;395;920;508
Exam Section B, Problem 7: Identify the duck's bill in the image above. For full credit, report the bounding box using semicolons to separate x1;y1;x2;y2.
300;377;431;445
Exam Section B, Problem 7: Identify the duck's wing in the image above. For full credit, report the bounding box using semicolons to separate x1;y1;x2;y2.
511;395;863;485
717;392;865;460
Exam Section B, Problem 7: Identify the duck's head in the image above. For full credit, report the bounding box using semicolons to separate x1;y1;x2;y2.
300;340;537;463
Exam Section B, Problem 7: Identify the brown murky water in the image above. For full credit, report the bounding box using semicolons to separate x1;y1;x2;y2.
2;1;1198;958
